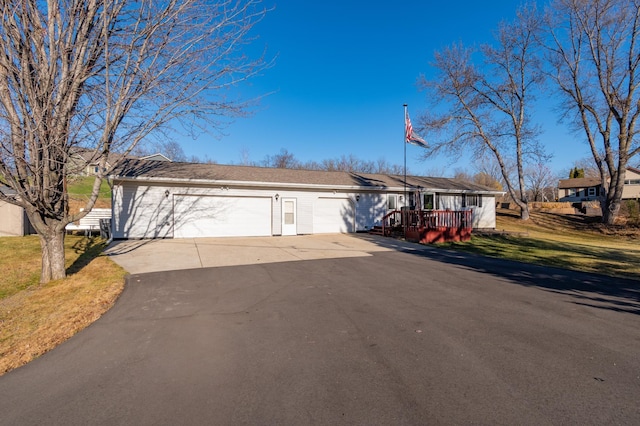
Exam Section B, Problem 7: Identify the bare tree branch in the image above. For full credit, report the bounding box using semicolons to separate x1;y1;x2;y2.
418;4;545;220
544;0;640;224
0;0;269;282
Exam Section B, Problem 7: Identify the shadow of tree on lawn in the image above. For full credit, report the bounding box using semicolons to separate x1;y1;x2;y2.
66;237;107;276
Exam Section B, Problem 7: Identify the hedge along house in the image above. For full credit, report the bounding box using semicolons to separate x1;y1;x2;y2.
110;159;502;240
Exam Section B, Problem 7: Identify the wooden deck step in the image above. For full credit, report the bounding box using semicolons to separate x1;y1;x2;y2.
368;226;385;236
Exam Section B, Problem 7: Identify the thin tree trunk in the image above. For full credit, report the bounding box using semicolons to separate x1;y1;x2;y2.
39;230;66;283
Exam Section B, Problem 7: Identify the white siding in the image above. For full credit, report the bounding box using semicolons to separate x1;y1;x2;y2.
436;193;496;229
173;195;272;238
111;181;499;239
474;196;496;228
622;168;640;199
112;184;173;238
356;193;387;230
313;198;354;233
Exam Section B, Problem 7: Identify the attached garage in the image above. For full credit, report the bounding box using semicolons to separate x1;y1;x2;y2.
173;195;272;238
313;197;354;234
110;159;502;239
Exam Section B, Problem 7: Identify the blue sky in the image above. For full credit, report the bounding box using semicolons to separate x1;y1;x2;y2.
178;0;588;177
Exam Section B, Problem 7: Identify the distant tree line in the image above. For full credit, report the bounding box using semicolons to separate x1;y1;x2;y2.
255;149;406;174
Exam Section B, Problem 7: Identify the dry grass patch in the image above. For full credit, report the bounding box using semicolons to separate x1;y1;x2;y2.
0;237;42;299
0;236;126;375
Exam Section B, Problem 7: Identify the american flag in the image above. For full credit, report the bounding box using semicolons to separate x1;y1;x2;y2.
405;110;427;148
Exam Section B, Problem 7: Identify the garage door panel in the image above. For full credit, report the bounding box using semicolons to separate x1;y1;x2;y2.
313;198;354;234
174;195;272;238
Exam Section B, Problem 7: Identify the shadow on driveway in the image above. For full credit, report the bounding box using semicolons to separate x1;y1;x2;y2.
356;234;640;316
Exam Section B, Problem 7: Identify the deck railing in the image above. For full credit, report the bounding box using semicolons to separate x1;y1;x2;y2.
380;209;473;243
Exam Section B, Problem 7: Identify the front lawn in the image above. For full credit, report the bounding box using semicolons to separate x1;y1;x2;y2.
438;210;640;280
0;235;126;375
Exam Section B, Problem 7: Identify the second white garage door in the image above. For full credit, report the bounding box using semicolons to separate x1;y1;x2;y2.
313;198;354;234
173;195;272;238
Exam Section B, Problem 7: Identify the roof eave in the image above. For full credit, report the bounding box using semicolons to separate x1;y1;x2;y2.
111;175;504;195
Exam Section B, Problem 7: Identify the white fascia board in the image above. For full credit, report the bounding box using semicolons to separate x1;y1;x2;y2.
111;176;385;191
111;176;504;195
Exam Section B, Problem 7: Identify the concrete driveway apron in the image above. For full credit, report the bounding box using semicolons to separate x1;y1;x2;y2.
104;233;420;274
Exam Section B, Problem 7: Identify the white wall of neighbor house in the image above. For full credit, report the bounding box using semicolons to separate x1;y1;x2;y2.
622;168;640;200
0;201;26;236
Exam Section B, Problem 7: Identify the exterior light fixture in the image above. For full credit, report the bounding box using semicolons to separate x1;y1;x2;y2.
164;190;170;197
275;193;279;201
356;195;360;202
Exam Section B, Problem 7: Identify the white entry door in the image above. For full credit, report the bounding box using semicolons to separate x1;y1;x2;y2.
281;198;297;235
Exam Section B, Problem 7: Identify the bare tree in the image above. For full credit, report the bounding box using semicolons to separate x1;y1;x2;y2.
570;157;602;178
544;0;640;224
454;167;504;191
526;162;557;201
0;0;268;283
263;148;300;169
133;140;187;162
418;5;544;220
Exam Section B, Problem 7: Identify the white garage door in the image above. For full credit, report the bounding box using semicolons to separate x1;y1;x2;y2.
173;195;272;238
313;198;354;234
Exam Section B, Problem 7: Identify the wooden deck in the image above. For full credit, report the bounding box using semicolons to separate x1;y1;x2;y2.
370;210;472;244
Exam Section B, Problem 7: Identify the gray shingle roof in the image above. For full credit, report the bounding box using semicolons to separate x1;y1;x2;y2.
558;177;601;189
112;159;501;193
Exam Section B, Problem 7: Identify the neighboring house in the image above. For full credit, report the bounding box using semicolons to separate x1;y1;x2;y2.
557;177;603;202
69;148;127;176
110;159;503;239
139;153;172;162
621;167;640;200
558;167;640;202
69;149;172;176
0;186;35;237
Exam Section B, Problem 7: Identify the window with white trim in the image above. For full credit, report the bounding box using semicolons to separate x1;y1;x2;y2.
463;194;482;207
387;195;397;210
423;194;434;210
587;187;596;197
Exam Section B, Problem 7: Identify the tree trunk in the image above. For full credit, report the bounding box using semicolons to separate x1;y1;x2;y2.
519;202;530;221
39;230;67;283
602;198;620;225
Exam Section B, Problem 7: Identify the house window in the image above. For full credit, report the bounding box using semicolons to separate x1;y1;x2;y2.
568;188;576;197
588;187;596;197
463;194;481;207
625;179;640;185
283;200;295;225
387;195;397;210
423;194;434;210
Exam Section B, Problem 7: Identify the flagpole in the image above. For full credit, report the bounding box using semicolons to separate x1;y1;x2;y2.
403;104;407;240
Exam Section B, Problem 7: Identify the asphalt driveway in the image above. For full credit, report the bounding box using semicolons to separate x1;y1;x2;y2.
1;235;639;424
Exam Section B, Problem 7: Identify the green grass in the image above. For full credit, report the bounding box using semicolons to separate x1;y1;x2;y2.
67;176;111;201
437;210;640;280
